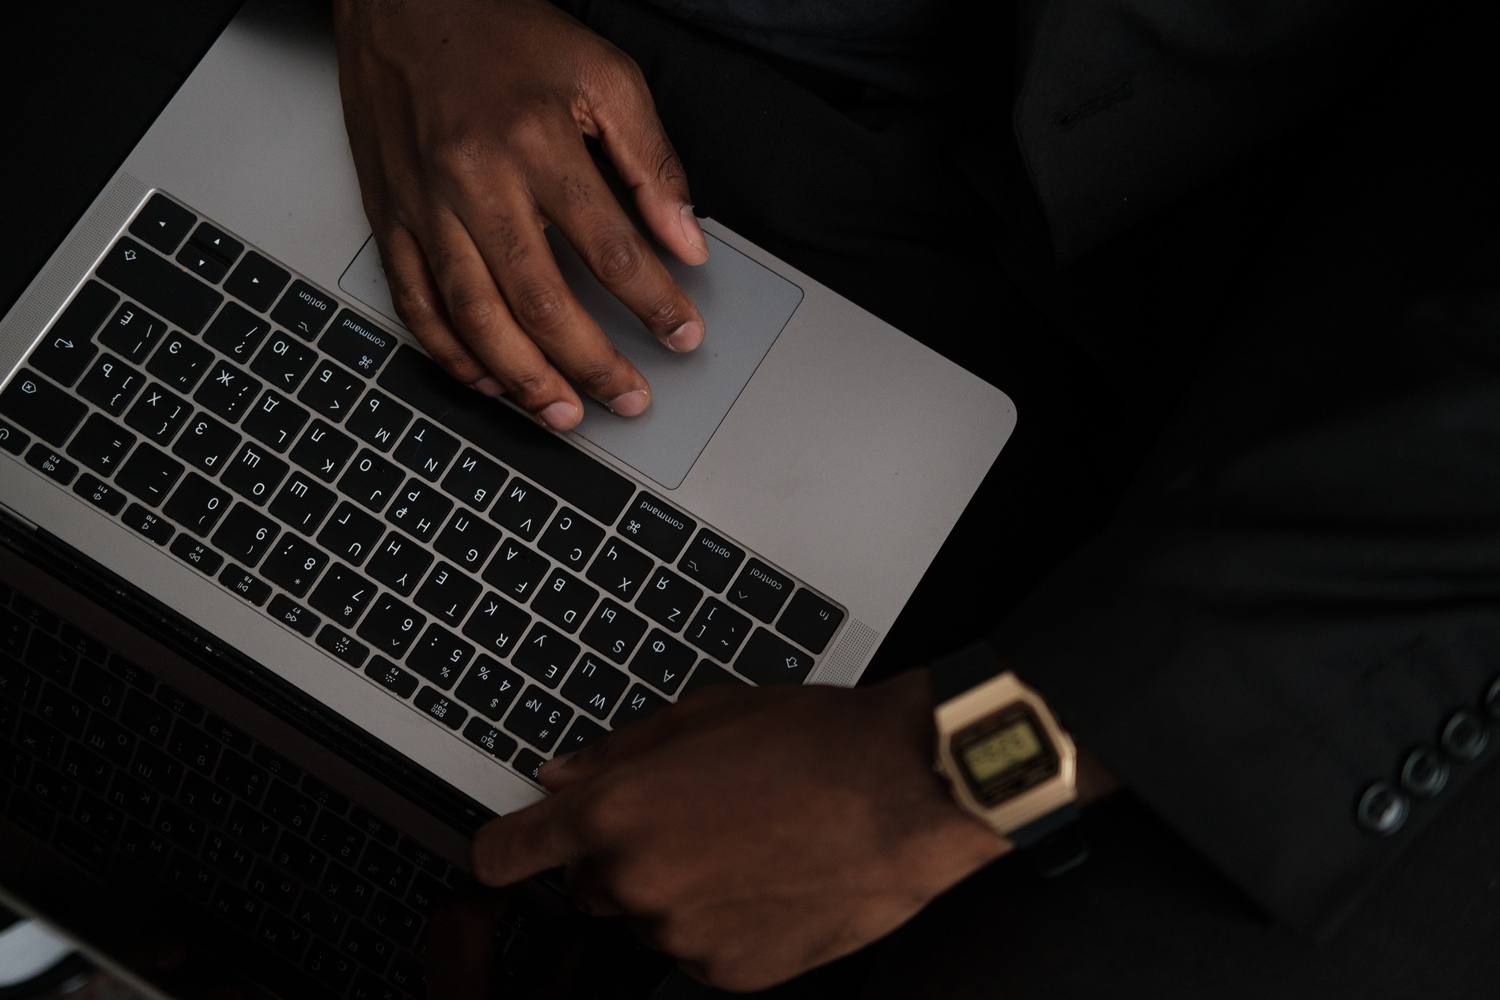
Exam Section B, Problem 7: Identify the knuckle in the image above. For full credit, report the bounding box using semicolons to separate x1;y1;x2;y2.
446;288;503;335
501;364;553;403
588;231;646;285
422;339;484;383
430;135;491;180
508;281;568;332
569;358;626;395
389;279;437;325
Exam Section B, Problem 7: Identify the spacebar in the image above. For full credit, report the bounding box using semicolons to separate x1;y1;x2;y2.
378;345;636;525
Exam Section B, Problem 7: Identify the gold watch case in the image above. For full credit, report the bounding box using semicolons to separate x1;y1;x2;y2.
934;671;1078;837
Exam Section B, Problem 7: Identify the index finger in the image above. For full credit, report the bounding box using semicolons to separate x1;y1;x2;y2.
469;794;583;888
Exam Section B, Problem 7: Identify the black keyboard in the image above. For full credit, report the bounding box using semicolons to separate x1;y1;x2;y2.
0;584;446;999
0;192;848;781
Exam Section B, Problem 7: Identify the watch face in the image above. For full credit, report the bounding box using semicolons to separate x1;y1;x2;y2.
951;702;1059;807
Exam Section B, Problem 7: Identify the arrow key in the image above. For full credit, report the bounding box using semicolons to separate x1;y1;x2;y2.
186;222;244;268
223;251;290;313
734;628;814;686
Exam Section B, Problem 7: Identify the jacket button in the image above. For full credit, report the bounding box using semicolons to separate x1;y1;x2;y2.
1442;710;1488;761
1356;781;1408;836
1400;747;1449;797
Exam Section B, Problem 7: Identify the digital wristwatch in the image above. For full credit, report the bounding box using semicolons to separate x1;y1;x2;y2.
930;643;1086;873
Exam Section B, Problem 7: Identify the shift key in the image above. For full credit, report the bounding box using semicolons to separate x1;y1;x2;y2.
95;238;223;335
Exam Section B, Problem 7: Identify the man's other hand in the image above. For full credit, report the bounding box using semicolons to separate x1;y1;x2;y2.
332;0;708;430
469;672;1010;991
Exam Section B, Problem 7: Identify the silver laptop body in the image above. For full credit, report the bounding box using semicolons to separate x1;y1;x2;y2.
0;0;1013;846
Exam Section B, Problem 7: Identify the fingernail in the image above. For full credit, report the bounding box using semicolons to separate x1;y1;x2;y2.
469;376;503;397
605;388;650;417
538;752;575;779
666;319;704;352
538;401;580;430
679;203;708;260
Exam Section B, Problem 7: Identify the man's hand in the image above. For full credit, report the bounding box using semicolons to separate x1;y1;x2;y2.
332;0;708;430
470;672;1011;991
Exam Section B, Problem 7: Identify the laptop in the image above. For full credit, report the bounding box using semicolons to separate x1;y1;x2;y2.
0;0;1013;997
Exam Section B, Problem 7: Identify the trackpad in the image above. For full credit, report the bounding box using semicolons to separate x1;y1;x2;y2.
340;229;803;490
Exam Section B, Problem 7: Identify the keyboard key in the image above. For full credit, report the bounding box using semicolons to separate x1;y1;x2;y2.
0;369;87;445
124;382;192;444
10;597;56;633
243;390;309;452
25;633;74;684
317;502;382;565
269;594;320;637
65;412;135;475
252;330;318;391
734;627;814;685
487;476;554;541
166;719;221;774
217;751;270;803
185;221;244;269
194;360;261;421
368;891;421;946
122;503;174;544
178;770;231;825
413;562;482;628
481;538;548;602
204;301;272;361
454;655;524;720
300;775;350;815
685;598;752;662
677;528;746;593
57;625;106;665
462;717;517;761
260;536;329;597
364;655;419;699
272;829;328;884
176;242;228;283
504;686;572;752
291;419;356;482
298;360;363;421
380;344;634;523
440;447;506;511
129;194;195;254
512;622;578;688
222;442;289;505
414;686;466;730
155;685;203;724
309;563;376;628
16;714;66;765
0;609;26;658
119;819;171;873
460;592;529;660
611;683;669;730
358;843;415;896
37;684;87;737
532;569;597;634
271;280;336;340
107;655;156;692
322;309;398;377
512;748;545;782
406;624;473;690
219;564;272;606
0;417;29;456
210;882;262;931
777;589;844;653
538;507;605;573
171;412;241;474
385;478;452;542
393;418;458;481
579;598;647;664
0;657;40;709
223;251;290;313
146;331;214;393
98;301;168;364
311;812;366;865
366;531;432;596
628;629;695;696
130;742;184;795
617;492;695;562
346;389;411;452
358;595;425;659
96;237;222;334
264;778;316;834
727;559;794;623
74;790;126;842
212;504;280;564
72;661;124;714
29;299;103;385
163;472;232;536
340;448;404;511
203;716;253;755
268;471;336;535
247;857;300;912
433;508;501;573
635;567;702;632
25;444;77;484
63;740;112;795
169;535;224;575
560;654;629;719
316;624;369;668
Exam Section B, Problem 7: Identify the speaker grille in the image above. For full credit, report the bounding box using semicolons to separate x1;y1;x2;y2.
809;619;880;687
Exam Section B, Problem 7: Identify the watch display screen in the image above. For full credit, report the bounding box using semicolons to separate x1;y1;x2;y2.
952;702;1060;807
